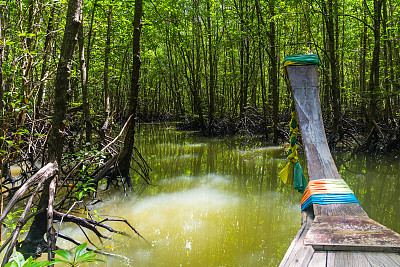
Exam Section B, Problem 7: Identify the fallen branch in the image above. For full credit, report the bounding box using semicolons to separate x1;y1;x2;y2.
0;162;58;227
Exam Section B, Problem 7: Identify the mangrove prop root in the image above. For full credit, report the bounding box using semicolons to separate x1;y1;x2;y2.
56;232;131;260
53;210;109;239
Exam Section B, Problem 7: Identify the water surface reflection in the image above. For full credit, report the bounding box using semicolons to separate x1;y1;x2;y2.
61;123;400;266
101;123;302;266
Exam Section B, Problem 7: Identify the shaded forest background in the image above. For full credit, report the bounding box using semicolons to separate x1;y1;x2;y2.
0;0;399;263
1;0;400;151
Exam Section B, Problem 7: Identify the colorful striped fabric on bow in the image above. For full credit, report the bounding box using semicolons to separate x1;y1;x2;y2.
301;179;359;211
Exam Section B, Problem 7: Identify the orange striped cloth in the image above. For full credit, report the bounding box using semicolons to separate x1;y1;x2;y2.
301;179;358;210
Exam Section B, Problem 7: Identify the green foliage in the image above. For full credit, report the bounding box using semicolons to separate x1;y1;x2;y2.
64;143;107;200
76;176;97;201
3;209;31;237
4;252;53;267
53;243;105;267
4;244;104;267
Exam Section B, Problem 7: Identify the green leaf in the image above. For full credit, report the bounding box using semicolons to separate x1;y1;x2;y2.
78;191;84;200
15;253;25;266
73;243;88;261
75;251;93;260
76;258;106;264
50;259;72;265
6;140;14;146
53;249;71;261
22;258;53;267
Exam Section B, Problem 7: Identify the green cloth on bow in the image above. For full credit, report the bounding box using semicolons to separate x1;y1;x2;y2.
283;54;322;66
294;162;307;193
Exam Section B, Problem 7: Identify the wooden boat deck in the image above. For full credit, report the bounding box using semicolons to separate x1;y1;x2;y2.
280;211;400;267
280;64;400;266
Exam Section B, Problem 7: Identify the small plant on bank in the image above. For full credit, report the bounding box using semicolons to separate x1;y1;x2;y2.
4;243;104;267
53;243;105;267
4;252;53;267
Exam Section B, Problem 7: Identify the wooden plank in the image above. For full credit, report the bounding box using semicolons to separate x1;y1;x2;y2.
287;65;341;181
287;66;370;218
284;245;314;267
333;252;349;267
326;251;335;267
308;251;327;267
327;251;371;267
283;62;400;267
280;211;314;267
386;253;400;266
279;225;307;267
304;216;400;252
363;252;400;267
313;203;368;217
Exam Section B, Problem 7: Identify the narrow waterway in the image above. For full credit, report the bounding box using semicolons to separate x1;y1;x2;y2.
90;123;302;266
60;123;400;266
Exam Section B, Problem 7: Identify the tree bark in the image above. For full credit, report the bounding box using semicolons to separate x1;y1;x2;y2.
78;18;92;144
207;0;215;134
86;0;97;75
239;0;246;118
382;0;393;122
102;2;113;132
17;0;82;259
269;0;279;144
48;0;82;163
119;0;143;186
322;0;341;135
359;0;367;116
255;0;268;139
0;10;3;119
37;1;56;108
368;0;384;128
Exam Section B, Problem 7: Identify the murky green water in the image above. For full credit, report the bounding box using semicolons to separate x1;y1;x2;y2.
44;123;400;266
88;123;302;266
333;152;400;234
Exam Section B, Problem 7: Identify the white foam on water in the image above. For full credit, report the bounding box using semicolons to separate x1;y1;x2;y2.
127;181;240;218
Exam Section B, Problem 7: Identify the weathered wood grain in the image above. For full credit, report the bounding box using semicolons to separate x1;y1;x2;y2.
283;244;314;267
386;253;400;265
280;63;400;267
308;252;327;267
280;211;314;267
287;65;341;181
327;251;371;267
363;252;400;267
313;203;367;217
304;216;400;252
